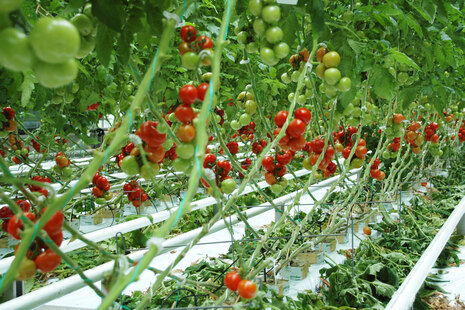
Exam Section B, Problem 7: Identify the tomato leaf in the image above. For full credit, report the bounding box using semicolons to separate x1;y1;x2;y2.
399;86;420;110
91;0;124;32
388;49;420;71
146;0;171;36
95;23;116;67
19;71;35;107
370;67;396;100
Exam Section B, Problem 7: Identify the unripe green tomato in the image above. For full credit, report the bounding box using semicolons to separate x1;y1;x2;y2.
353;107;362;118
214;114;221;123
163;139;173;150
291;71;300;83
248;0;262;16
350;157;364;169
261;5;281;24
279;178;288;188
270;183;283;194
397;72;409;84
245;100;257;115
177;143;195;159
72;83;79;93
324;68;342;86
246;42;259;54
388;67;396;76
141;162;160;180
182;52;199;70
53;164;62;174
230;120;242;130
274;42;289;59
265;26;283;44
172;157;192;173
297;94;306;104
288;92;295;102
303;157;313;170
237;31;248;44
342;11;354;22
239;113;251;126
314;171;323;179
281;72;291;84
62;166;73;177
202;72;212;82
253;18;266;36
304;77;312;88
323;83;338;98
305;89;314;99
337;77;351;92
0;27;36;72
168;113;177;123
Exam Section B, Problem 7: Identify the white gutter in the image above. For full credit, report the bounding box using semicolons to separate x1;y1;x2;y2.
385;196;465;310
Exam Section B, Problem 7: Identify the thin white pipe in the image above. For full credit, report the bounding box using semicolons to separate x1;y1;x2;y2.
385;196;465;310
0;172;348;310
0;168;315;274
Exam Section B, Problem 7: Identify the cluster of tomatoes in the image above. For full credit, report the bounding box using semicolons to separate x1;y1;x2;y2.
315;48;351;97
91;172;112;204
252;139;268;154
238;158;252;179
28;175;51;197
261;153;289;194
369;158;386;181
226;141;239;155
230;91;257;137
164;143;178;162
32;137;47;154
0;107;17;137
53;152;73;181
202;154;236;194
458;121;465;142
424;122;440;144
120;122;165;180
8;206;64;280
273;107;311;152
9;134;30;164
123;180;148;208
341;139;368;169
178;25;213;70
0;199;30;232
333;125;358;150
224;270;257;299
238;0;289;66
232;121;256;142
302;137;337;178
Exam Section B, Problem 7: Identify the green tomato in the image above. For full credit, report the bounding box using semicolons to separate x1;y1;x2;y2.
260;47;278;66
274;42;289;59
177;143;195;159
324;68;341;86
342;11;354;22
270;183;283;194
245;100;257;115
323;82;338;98
62;166;73;177
397;72;409;84
281;72;291;84
172;157;191;173
34;59;78;88
303;157;313;170
75;35;95;59
121;155;141;176
95;198;106;205
350;158;364;169
20;147;28;156
265;26;283;44
0;0;24;13
253;18;266;36
72;83;79;93
314;171;323;180
221;178;236;194
30;17;80;63
288;92;295;102
0;27;35;72
262;5;281;24
245;42;259;54
297;94;306;104
140;162;160;180
237;31;248;44
70;13;93;36
352;107;362;118
162;138;173;150
291;71;300;83
239;113;251;126
181;52;199;70
230;120;242;130
248;0;262;16
337;77;351;92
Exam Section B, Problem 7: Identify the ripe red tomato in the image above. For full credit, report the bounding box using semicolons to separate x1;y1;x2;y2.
287;135;306;152
8;212;35;240
224;271;242;291
430;122;439;130
15;199;30;212
226;141;239;154
275;163;286;177
179;84;198;105
197;83;209;101
391;142;400;152
92;186;103;197
43;210;64;236
324;146;335;159
376;171;386;181
261;155;275;172
371;158;380;169
363;226;372;235
180;25;197;43
203;153;216;168
355;146;367;158
276;150;292;165
264;172;277;185
274;111;288;127
51;230;63;246
216;160;231;175
370;169;381;179
136;121;166;148
393;113;404;124
178;42;192;55
237;280;257;299
312;138;325;154
197;35;213;49
430;134;439;144
342;147;352;159
295;107;311;124
286;119;306;138
145;145;165;163
35;249;62;272
177;124;196;142
175;104;195;123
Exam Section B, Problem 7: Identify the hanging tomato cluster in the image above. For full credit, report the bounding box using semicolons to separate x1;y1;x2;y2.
115;142;135;167
341;138;368;169
202;154;237;194
32;137;47;153
252;139;267;154
123;181;148;208
315;48;352;97
0;199;30;232
178;25;213;69
369;158;386;181
458;121;465;142
261;154;288;194
8;134;29;164
424;122;440;143
302;137;337;178
120;122;165;180
405;121;423;154
238;158;252;178
53;152;73;181
223;271;257;299
230;91;257;135
28;176;51;197
273;107;311;152
0;107;17;136
91;172;112;203
9;208;64;280
333;125;358;151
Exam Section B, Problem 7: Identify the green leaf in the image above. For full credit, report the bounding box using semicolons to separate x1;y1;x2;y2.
309;0;326;39
370;67;397;100
146;0;171;36
347;39;367;54
91;0;124;32
371;280;396;297
421;0;437;23
95;23;116;67
399;86;420;110
281;7;298;46
388;49;420;70
19;71;35;107
117;27;133;64
405;14;423;38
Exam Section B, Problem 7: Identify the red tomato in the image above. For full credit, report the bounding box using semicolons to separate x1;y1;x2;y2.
43;210;64;236
286;119;306;138
197;35;213;49
180;25;197;42
274;111;288;127
145;145;165;163
287;135;306;152
136;121;166;148
15;199;30;212
177;124;196;142
264;172;277;185
224;271;242;291
295;107;311;124
179;84;198;105
391;142;400;152
237;280;257;299
197;83;209;101
51;230;63;246
275;163;286;177
371;158;380;169
216;160;231;175
261;155;275;172
226;141;239;154
430;134;439;144
92;186;103;197
430;122;439;130
393;113;404;124
276;150;293;165
363;226;372;235
8;212;35;240
370;169;381;179
178;41;192;55
324;146;335;159
342;147;352;159
175;104;195;123
355;145;367;158
35;249;61;272
376;171;386;181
